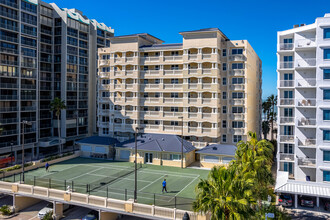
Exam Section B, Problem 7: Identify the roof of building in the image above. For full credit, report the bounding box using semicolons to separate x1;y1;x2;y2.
179;28;229;40
76;136;119;146
140;43;183;49
118;133;196;153
111;33;164;43
275;171;330;199
196;144;236;156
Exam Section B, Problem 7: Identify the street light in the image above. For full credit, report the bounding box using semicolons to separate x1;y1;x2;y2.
178;116;184;169
134;127;140;202
22;120;32;183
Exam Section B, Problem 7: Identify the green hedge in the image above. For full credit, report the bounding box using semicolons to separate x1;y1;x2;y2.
0;162;32;173
42;152;73;162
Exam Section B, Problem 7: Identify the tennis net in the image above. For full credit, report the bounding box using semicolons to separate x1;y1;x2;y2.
88;163;142;192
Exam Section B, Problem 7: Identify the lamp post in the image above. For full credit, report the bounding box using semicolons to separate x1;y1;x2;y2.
22;120;32;183
10;142;13;166
134;127;140;202
178;116;184;168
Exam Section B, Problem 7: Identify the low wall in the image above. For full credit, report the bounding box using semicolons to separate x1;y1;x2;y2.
1;152;81;177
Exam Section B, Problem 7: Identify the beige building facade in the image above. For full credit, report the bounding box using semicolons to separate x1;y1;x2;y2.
97;28;262;147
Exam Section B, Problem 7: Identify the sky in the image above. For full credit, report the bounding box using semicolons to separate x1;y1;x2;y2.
44;0;330;99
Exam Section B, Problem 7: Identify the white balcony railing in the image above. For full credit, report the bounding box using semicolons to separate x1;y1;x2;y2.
279;153;295;161
99;72;109;78
202;68;212;74
163;98;182;103
188;54;198;60
99;59;109;66
296;78;316;87
279;62;294;69
231;113;245;120
297;99;316;107
230;84;245;90
280;117;295;124
141;56;159;62
164;70;182;75
141;70;159;76
143;84;160;89
279;43;294;51
163;84;183;89
231;99;245;105
202;54;212;59
279;98;294;106
279;135;294;143
163;112;182;117
298;157;316;167
298;138;316;147
229;69;245;76
296;38;316;48
279;80;294;87
188;69;198;74
164;55;182;61
229;54;246;61
188;113;198;118
163;125;181;131
142;97;160;103
188;84;198;89
296;58;316;67
298;118;316;126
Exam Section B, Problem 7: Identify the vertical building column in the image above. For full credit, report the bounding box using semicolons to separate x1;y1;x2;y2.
294;194;298;208
316;197;319;208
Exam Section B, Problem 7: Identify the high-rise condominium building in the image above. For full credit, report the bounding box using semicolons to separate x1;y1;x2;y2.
0;0;113;160
97;28;262;147
275;14;330;207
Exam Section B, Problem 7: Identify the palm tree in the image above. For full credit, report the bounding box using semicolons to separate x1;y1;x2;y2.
193;166;255;219
262;121;270;140
50;98;66;154
266;95;277;141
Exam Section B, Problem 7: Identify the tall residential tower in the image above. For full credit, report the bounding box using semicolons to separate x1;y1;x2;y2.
97;28;262;147
276;14;330;207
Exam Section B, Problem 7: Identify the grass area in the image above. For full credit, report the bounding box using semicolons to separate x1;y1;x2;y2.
2;157;210;210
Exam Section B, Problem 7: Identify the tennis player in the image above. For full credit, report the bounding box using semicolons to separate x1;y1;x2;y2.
162;179;168;193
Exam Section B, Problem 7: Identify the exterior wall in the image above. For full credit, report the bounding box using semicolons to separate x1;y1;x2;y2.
199;153;234;168
97;30;262;149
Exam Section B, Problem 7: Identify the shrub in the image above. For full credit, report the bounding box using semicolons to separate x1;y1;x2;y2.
0;205;12;216
5;165;21;172
42;153;73;162
43;211;53;220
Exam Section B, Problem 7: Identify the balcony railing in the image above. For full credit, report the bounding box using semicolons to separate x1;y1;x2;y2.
164;55;182;61
163;125;181;131
279;135;294;143
163;98;182;103
229;54;246;61
164;70;182;75
296;58;316;67
141;56;159;62
280;117;295;124
229;69;245;76
279;153;294;161
279;98;294;106
188;54;198;60
298;157;316;167
298;138;316;147
279;62;294;69
279;43;294;51
163;84;183;89
296;78;316;87
296;38;316;48
141;70;159;76
163;112;182;117
279;80;294;87
231;99;245;106
230;84;245;90
297;99;316;107
298;118;316;126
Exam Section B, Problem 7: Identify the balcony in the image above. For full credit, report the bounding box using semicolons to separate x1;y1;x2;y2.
163;84;183;89
99;59;109;66
279;135;294;143
99;72;109;78
296;58;316;68
163;125;181;131
298;118;316;127
164;70;182;75
164;55;182;61
188;84;198;89
21;106;36;111
163;112;182;118
202;68;212;74
297;99;316;107
298;138;316;147
279;153;294;161
231;113;245;120
0;118;17;124
279;43;294;51
141;56;159;62
142;97;160;103
280;117;295;124
0;83;17;89
0;106;18;112
0;95;18;100
279;80;294;88
202;54;212;60
229;69;245;76
231;99;245;106
298;157;316;168
188;54;198;60
296;38;316;48
296;78;316;87
141;70;159;76
163;98;182;103
125;57;134;62
0;0;18;8
279;98;294;106
230;84;245;90
142;84;160;90
1;129;18;136
0;34;18;43
230;128;245;134
0;47;18;55
201;84;212;89
279;62;294;69
143;111;160;117
229;54;246;61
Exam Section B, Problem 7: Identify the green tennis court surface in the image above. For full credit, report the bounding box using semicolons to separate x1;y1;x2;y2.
4;157;210;210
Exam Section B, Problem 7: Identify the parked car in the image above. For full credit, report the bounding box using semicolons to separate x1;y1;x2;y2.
278;194;293;207
324;200;330;211
82;210;98;220
38;203;70;219
300;196;314;208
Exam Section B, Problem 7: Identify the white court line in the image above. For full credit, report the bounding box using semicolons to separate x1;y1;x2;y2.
169;175;200;202
67;167;104;181
138;175;164;192
88;173;152;183
37;164;80;178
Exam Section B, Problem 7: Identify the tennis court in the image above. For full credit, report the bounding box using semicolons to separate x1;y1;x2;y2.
3;157;209;210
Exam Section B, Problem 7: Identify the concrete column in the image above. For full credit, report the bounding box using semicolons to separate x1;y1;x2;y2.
13;195;41;212
53;202;64;220
99;211;118;220
317;197;319;207
31;147;35;160
295;194;298;208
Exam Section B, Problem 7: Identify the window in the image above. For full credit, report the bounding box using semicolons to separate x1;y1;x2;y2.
284;90;293;98
324;171;330;182
171;93;178;98
324;69;330;79
324;151;330;161
222;49;226;57
233;135;242;143
284;73;293;80
171;79;179;84
171;121;178;126
324;90;330;100
222;77;227;85
222;92;227;99
284;39;293;43
284;144;293;154
324;130;330;141
232;63;244;69
171;51;179;56
324;110;330;120
324;49;330;59
222;106;227;114
222;63;227;71
155;65;160;70
232;48;243;55
222;134;227;143
232;77;244;84
283;126;293;135
232;92;244;99
324;28;330;39
284;108;293;117
232;121;244;128
103;128;109;135
171;107;178;112
170;154;181;160
232;107;243;113
171;65;179;70
222;120;227;128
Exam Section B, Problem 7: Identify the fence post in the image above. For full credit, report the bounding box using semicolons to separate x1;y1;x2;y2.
19;173;21;183
106;186;108;198
125;189;127;201
72;181;74;192
13;174;15;182
64;180;66;191
49;178;51;188
175;196;177;209
33;176;36;186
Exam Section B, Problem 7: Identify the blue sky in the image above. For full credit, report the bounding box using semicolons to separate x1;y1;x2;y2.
45;0;330;99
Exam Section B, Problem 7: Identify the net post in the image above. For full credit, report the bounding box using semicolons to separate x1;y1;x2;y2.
64;180;66;191
106;187;108;198
154;193;156;206
33;176;36;186
72;181;74;192
49;178;51;188
13;173;15;182
19;173;21;183
175;196;177;209
125;189;127;201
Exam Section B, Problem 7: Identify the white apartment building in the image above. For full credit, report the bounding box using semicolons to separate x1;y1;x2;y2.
276;14;330;207
97;28;262;148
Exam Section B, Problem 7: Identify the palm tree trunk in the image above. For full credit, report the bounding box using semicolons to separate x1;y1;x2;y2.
57;114;61;154
271;103;275;141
